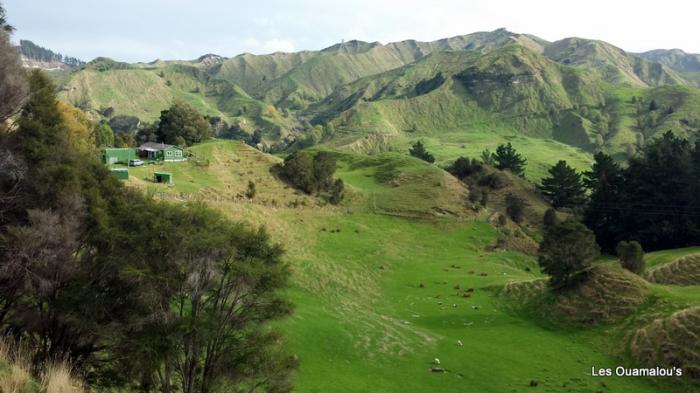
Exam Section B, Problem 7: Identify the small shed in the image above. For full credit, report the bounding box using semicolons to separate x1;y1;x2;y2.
110;168;129;180
154;172;173;184
103;148;136;164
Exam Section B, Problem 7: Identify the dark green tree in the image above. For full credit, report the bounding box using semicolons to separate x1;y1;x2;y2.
616;241;645;274
279;151;316;194
538;218;600;288
0;30;27;122
539;160;585;208
0;3;14;32
447;156;482;179
543;207;557;228
313;152;337;191
330;179;345;205
409;141;435;163
582;152;624;251
505;193;526;223
156;101;210;146
494;143;526;176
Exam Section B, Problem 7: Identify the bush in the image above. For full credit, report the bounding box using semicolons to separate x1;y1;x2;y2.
543;208;557;228
409;141;435;163
245;180;256;199
538;218;601;288
447;156;482;179
505;193;526;223
616;241;645;274
478;173;504;189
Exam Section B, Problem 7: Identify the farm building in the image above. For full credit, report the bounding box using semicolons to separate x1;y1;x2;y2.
138;142;185;162
110;168;129;180
154;172;173;184
102;148;136;164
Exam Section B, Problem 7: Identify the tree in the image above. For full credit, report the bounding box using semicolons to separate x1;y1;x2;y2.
481;149;495;166
109;115;141;135
582;152;624;250
539;160;585;208
447;156;482;179
93;120;114;147
409;141;435;163
0;3;14;32
279;151;315;194
245;180;256;199
616;241;645;274
538;218;600;288
543;207;557;228
313;152;337;191
493;143;527;176
505;193;526;223
156;101;209;146
330;179;345;205
0;28;28;122
585;132;698;252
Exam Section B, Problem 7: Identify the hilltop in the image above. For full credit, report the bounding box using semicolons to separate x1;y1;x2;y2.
38;29;700;179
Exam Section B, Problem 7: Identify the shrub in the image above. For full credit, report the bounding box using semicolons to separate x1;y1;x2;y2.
616;241;645;274
409;141;435;163
538;218;600;288
543;207;557;228
505;193;526;223
245;180;256;199
447;156;482;179
478;173;504;189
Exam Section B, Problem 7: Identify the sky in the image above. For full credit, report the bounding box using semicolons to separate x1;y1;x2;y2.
5;0;699;63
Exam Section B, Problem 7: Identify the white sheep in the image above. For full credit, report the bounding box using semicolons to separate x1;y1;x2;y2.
457;340;463;347
434;358;441;365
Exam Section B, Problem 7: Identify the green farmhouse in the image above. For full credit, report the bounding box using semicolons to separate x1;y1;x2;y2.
102;148;136;164
138;142;185;162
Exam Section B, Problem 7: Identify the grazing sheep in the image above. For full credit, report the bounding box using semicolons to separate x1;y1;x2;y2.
457;340;463;347
434;358;440;365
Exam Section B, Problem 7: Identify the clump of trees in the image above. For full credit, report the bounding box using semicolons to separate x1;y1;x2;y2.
409;141;435;163
538;218;600;288
446;156;482;179
278;151;345;204
583;131;700;252
616;240;645;274
0;66;297;391
156;101;210;146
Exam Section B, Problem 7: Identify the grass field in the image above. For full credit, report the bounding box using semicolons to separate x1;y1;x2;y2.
113;140;699;392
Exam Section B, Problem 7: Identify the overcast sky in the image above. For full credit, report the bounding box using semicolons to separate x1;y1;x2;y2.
5;0;698;63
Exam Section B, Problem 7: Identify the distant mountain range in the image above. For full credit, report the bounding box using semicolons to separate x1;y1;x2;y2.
30;29;700;162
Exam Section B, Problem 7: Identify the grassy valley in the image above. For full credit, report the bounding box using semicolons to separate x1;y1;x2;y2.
106;139;700;393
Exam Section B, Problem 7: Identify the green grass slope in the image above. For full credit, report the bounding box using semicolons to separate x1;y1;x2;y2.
111;140;699;392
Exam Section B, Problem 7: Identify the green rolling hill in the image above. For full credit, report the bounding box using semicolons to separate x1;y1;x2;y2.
51;29;700;176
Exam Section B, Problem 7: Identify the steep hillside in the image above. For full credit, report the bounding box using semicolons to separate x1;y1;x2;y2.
53;29;700;170
639;49;700;73
543;38;687;87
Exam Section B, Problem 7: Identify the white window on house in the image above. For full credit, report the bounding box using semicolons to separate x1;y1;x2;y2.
175;151;182;157
166;151;172;157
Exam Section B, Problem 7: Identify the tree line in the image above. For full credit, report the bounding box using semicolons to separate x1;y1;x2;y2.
0;12;296;391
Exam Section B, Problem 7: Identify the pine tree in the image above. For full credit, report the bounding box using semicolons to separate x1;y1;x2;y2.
540;160;585;208
409;141;435;163
582;152;623;251
493;143;527;177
